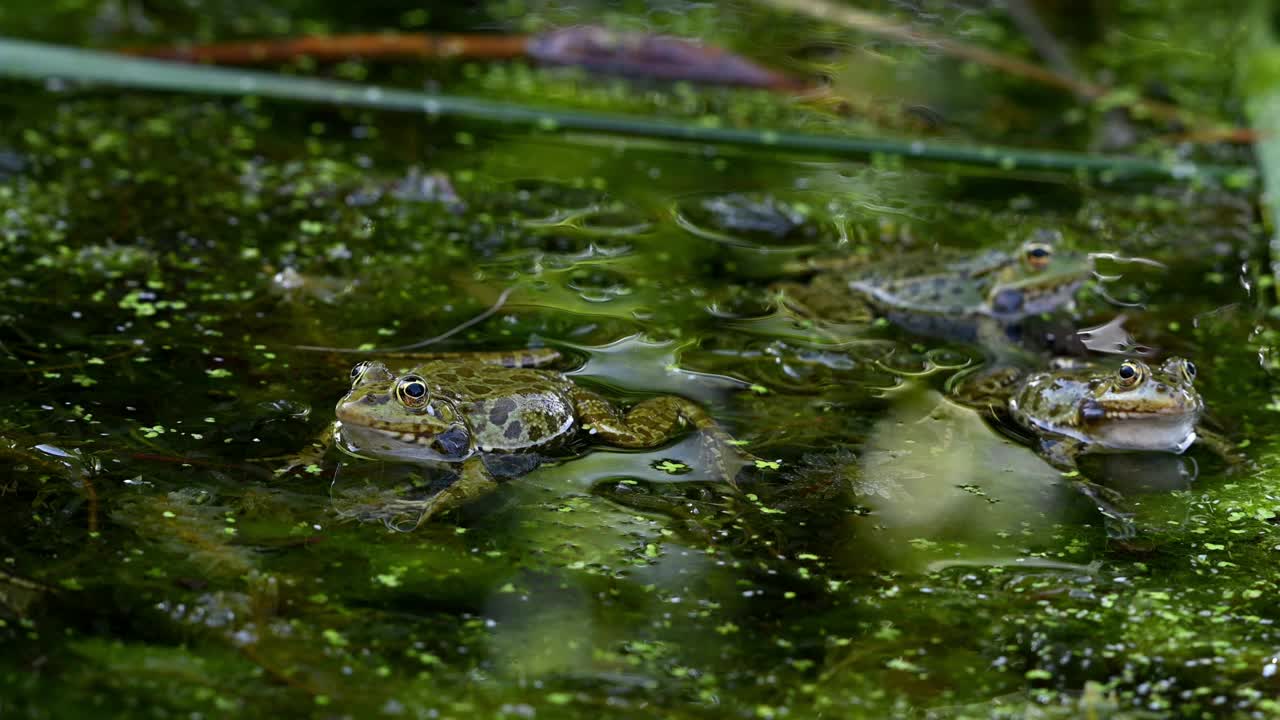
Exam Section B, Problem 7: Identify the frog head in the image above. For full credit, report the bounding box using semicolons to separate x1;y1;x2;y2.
334;361;474;461
985;237;1093;319
1074;357;1203;452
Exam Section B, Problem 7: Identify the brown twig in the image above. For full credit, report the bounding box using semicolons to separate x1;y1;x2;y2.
124;27;808;92
755;0;1232;132
81;473;99;534
1004;0;1080;82
1163;127;1263;144
758;0;1104;92
125;33;528;65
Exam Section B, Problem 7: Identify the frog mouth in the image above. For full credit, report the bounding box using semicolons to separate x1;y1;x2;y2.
350;424;435;445
334;414;438;443
1076;399;1200;453
1079;399;1199;422
339;420;474;459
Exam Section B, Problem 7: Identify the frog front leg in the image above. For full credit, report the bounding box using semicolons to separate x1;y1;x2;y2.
771;278;874;326
384;457;500;530
276;423;337;476
1039;438;1137;540
1193;427;1246;467
569;388;746;484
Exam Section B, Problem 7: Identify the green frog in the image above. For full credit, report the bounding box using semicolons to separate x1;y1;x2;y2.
1007;357;1210;468
332;348;743;526
955;356;1233;534
774;236;1094;349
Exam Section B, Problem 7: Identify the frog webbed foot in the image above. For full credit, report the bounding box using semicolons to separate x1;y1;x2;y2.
1068;478;1137;540
1193;427;1247;469
692;428;757;488
1038;438;1083;473
276;424;336;476
570;388;752;486
771;280;872;325
1039;439;1137;539
382;457;500;531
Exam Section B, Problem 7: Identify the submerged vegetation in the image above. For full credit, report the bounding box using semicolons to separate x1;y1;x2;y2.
1;1;1279;718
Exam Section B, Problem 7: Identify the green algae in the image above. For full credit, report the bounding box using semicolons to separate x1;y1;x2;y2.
0;2;1277;719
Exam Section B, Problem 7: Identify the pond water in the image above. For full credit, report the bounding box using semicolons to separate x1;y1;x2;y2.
2;2;1280;718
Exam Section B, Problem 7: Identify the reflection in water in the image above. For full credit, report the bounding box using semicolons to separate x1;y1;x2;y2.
0;7;1269;714
852;387;1077;570
485;578;597;680
1092;452;1197;495
1076;314;1155;356
563;334;749;403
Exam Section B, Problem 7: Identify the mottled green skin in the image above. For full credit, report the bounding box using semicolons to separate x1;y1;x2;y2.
337;359;579;460
333;351;739;526
778;242;1094;345
851;245;1092;320
956;357;1210;538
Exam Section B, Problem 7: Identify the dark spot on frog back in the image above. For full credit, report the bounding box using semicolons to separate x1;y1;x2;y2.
990;288;1024;315
504;421;524;440
489;397;517;425
433;425;471;459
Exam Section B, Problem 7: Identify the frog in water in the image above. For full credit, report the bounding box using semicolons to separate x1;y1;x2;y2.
773;235;1094;350
1008;357;1209;469
332;348;744;526
955;356;1233;534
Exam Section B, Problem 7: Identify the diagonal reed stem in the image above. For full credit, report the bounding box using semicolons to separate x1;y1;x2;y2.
0;37;1251;183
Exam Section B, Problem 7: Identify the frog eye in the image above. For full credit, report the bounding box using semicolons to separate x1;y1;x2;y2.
1159;357;1197;384
350;362;370;383
1116;361;1146;389
350;361;393;387
395;375;430;408
1023;242;1053;270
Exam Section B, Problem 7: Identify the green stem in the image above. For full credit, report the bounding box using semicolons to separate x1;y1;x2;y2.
1243;0;1280;297
0;37;1251;183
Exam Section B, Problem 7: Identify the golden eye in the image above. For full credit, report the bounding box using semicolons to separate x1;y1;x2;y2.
1023;242;1053;270
1116;361;1146;389
395;375;429;408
